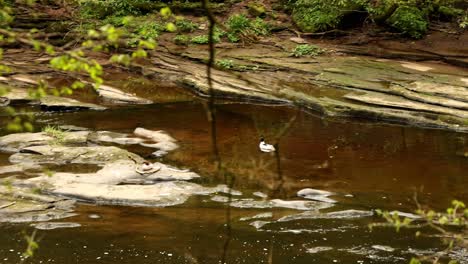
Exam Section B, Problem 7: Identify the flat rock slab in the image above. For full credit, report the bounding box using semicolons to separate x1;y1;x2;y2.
48;181;230;207
39;96;106;111
212;196;334;211
9;145;143;165
0;131;90;153
345;91;468;119
32;222;81;230
27;160;199;186
97;84;153;105
0;190;77;223
277;209;373;223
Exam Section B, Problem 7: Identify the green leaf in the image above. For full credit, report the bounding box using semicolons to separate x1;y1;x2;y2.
165;22;177;32
160;7;172;19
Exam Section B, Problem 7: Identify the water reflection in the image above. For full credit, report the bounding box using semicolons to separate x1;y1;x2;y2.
1;100;467;263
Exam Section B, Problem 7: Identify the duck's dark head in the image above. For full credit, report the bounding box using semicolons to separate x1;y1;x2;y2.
260;137;264;142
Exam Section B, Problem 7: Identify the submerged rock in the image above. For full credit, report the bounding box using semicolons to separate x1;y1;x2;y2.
32;222;81;230
134;127;179;155
371;245;396;252
306;246;334;254
0;210;78;223
249;220;270;229
240;212;273;221
277;209;373;222
297;188;337;203
225;198;334;211
0;190;77;223
253;191;268;198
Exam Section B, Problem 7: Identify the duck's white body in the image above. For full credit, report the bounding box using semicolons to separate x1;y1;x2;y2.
259;139;275;152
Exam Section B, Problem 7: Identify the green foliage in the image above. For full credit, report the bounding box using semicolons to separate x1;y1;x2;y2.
191;35;209;44
175;18;198;33
460;13;468;29
79;0;152;19
372;200;467;263
292;0;365;33
0;0;13;27
292;44;323;57
136;22;164;40
386;5;428;39
438;5;464;19
174;34;189;45
216;59;234;69
248;2;267;18
227;14;251;33
191;27;224;44
42;125;66;144
22;230;39;259
225;14;270;42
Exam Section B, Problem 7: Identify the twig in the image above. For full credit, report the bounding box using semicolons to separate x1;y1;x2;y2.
0;201;16;209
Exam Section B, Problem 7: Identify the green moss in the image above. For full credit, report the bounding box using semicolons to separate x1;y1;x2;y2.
438;6;464;20
80;0;153;19
191;35;209;44
216;59;235;69
292;0;364;33
225;14;270;42
174;34;190;45
292;44;323;57
175;19;198;33
386;6;428;39
248;2;267;18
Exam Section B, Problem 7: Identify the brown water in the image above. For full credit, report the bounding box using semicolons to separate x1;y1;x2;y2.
1;94;467;263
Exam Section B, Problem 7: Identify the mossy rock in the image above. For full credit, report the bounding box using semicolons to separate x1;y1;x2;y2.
248;2;267;18
292;0;364;33
386;5;428;39
438;6;464;20
368;0;398;23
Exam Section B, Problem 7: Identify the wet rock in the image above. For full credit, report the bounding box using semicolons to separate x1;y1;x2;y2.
227;198;334;211
371;245;396;252
97;84;153;105
306;246;333;254
88;131;145;145
253;191;268;198
39;96;106;111
88;214;101;219
28;160;199;187
249;220;270;229
278;209;373;222
9;145;142;165
32;222;81;230
46;181;222;207
134;127;179;154
0;163;42;175
2;87;30;102
389;211;421;219
0;210;78;223
240;212;273;221
289;37;308;44
297;188;337;203
210;195;230;203
0;131;89;153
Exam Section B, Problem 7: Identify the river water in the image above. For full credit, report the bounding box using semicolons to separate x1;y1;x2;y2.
0;85;467;263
